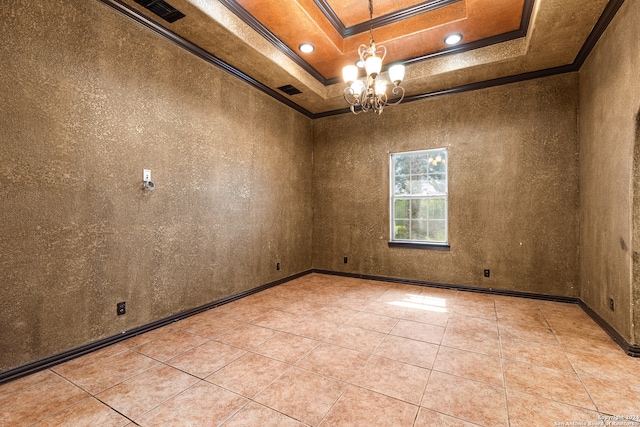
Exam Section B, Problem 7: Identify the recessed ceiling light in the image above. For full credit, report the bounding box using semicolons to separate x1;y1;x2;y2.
444;33;463;45
299;43;315;53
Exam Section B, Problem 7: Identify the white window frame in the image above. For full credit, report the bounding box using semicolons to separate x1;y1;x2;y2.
389;148;449;246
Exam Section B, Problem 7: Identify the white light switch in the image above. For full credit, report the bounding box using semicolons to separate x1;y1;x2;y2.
143;169;151;181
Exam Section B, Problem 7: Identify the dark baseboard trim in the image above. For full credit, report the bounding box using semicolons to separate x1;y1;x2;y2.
3;268;637;385
0;270;313;386
311;269;640;357
311;269;580;303
578;301;640;357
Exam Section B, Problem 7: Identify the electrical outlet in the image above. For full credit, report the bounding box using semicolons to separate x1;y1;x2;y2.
344;257;348;264
483;269;490;278
276;262;280;271
117;301;126;316
609;298;615;311
143;169;151;182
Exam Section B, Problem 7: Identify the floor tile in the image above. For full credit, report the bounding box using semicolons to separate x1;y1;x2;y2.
251;310;304;331
498;323;558;346
252;332;320;364
312;306;359;324
433;346;504;387
96;364;198;419
441;326;501;357
400;309;450;328
421;371;508;427
222;401;307;427
0;369;53;400
206;352;289;398
0;370;88;426
390;319;445;345
296;343;370;382
580;374;640;415
135;381;248;426
132;330;208;361
240;293;291;310
414;408;482;427
174;313;243;339
346;311;399;333
500;337;574;371
352;355;430;404
277;300;324;316
564;348;640;385
215;323;280;350
254;366;346;426
286;316;341;341
450;300;497;320
324;325;387;353
327;296;370;311
165;340;246;378
507;390;602;427
53;349;158;394
211;301;274;322
496;308;549;329
503;360;595;410
319;385;418;427
30;397;129;427
362;300;408;318
446;314;498;334
374;335;439;369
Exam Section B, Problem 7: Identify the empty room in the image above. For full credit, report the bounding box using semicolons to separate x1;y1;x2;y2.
1;0;639;425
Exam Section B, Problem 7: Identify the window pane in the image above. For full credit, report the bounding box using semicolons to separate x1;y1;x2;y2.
428;220;446;241
410;175;424;195
394;220;409;240
428;198;446;219
395;156;410;175
428;174;446;193
410;220;428;240
394;199;410;219
428;151;447;173
410;155;429;174
410;199;428;219
394;175;409;195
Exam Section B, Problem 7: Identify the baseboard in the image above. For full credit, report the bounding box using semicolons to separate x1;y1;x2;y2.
3;268;638;385
0;270;313;386
312;269;639;357
578;301;640;357
312;269;580;303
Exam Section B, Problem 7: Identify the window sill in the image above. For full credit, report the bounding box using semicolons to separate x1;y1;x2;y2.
388;242;450;251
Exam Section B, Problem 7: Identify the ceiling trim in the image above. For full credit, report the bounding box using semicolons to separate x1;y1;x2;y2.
220;0;536;85
313;0;461;38
573;0;625;68
97;0;625;120
217;0;327;84
96;0;315;118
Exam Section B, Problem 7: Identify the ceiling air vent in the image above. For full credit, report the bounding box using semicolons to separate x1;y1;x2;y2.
134;0;185;23
278;85;302;96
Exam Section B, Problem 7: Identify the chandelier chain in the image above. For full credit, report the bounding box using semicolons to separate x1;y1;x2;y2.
368;0;374;45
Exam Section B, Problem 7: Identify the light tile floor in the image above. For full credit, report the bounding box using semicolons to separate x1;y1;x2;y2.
2;273;640;426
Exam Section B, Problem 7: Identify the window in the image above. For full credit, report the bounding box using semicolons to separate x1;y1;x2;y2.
390;149;448;246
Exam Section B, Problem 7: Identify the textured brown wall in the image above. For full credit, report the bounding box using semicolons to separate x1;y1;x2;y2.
313;74;580;296
579;0;640;344
0;0;313;372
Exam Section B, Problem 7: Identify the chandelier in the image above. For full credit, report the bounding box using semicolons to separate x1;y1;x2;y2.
342;0;405;115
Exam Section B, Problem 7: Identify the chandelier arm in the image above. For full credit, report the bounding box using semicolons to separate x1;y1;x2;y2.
386;85;405;106
343;87;360;106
